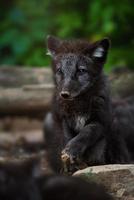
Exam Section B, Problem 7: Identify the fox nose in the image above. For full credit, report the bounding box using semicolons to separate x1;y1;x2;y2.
60;91;70;99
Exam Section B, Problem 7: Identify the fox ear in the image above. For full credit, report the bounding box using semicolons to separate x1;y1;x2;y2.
92;38;110;63
46;35;61;57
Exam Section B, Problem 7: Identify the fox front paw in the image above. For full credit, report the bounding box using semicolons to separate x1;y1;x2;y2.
61;140;87;173
62;145;81;164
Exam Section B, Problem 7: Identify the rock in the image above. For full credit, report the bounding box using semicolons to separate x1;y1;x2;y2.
73;164;134;200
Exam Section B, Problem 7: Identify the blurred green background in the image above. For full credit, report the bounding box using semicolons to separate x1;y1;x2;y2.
0;0;134;72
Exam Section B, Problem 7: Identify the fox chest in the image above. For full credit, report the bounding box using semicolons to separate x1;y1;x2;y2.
75;116;87;131
66;115;88;132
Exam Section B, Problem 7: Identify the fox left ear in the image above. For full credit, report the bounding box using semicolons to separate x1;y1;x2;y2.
92;38;110;63
46;35;62;57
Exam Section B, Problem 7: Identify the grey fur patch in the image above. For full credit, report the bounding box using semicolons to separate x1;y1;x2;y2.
93;46;104;58
46;49;52;56
75;116;86;131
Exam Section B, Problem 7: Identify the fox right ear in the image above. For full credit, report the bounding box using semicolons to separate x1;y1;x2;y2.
92;38;110;63
46;35;61;57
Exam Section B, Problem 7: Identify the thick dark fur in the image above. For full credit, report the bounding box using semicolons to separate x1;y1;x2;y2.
44;36;134;172
0;160;113;200
0;161;41;200
111;97;134;161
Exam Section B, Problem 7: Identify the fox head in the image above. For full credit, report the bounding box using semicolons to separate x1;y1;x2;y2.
47;36;110;100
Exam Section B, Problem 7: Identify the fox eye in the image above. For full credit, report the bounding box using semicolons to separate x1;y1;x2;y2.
77;67;87;74
56;68;62;74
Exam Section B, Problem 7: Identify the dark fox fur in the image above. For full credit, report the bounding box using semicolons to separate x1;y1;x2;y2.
44;36;134;172
0;160;113;200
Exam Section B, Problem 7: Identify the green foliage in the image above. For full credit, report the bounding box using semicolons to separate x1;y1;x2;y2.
0;0;133;70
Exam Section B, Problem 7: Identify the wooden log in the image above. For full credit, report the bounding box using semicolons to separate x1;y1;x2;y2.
0;66;54;117
0;66;53;87
110;72;134;98
0;66;133;118
0;85;54;118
